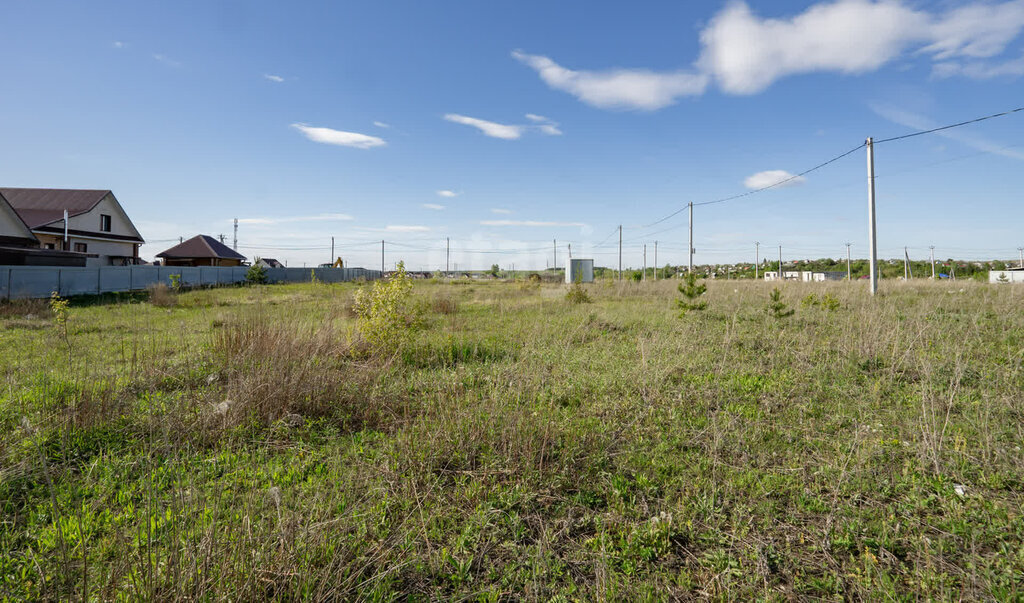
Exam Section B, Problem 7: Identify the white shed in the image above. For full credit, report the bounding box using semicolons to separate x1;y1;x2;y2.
566;258;594;283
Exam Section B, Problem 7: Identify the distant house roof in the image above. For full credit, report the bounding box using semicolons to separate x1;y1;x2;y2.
258;257;284;268
0;188;111;228
156;234;247;261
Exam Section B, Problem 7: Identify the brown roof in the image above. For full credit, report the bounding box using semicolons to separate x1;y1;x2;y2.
0;188;111;228
156;235;247;260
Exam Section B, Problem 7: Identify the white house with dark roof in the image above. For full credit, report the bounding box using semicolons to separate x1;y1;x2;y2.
0;188;145;266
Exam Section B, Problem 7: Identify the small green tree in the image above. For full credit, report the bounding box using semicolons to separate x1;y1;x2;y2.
675;272;707;316
245;259;268;285
767;287;794;319
352;261;416;352
489;264;500;277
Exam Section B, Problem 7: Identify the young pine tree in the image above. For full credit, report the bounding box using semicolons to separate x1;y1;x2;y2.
675;272;707;316
767;287;794;319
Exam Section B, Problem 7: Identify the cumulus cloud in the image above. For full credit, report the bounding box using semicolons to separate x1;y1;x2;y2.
525;113;549;122
513;50;708;110
444;114;523;139
436;190;459;198
373;121;391;129
238;213;354;225
491;208;513;214
743;170;806;190
291;123;386;149
516;0;1024;104
422;203;445;210
481;220;588;227
263;74;284;82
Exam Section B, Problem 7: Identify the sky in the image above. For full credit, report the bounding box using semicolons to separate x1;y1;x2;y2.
2;0;1023;270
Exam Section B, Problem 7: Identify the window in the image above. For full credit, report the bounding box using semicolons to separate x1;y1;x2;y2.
73;242;88;253
100;214;112;232
43;243;55;250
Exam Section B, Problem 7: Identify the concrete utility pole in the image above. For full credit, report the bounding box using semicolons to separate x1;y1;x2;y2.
654;241;658;281
568;243;572;260
866;137;879;296
553;239;557;271
446;237;450;276
930;246;936;279
688;202;694;273
643;244;647;281
778;245;783;280
904;247;911;280
618;225;622;281
755;241;760;280
381;240;384;274
233;218;238;251
846;242;852;281
1018;247;1023;269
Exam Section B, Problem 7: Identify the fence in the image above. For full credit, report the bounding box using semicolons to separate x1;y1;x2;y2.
0;265;381;300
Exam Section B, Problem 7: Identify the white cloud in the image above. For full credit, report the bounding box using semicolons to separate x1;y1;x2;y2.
490;208;513;214
113;41;125;49
538;124;563;136
481;220;588;227
152;53;182;68
698;0;1024;94
444;114;523;139
871;104;1024;161
373;121;391;129
386;225;430;232
743;170;806;190
422;203;445;210
291;123;386;149
436;190;459;198
515;1;1024;105
237;213;355;225
513;50;708;110
525;113;549;122
263;74;284;82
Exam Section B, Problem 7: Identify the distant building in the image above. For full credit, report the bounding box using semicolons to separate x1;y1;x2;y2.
0;188;145;266
990;267;1024;283
256;257;284;268
566;258;594;283
155;235;247;267
765;270;844;282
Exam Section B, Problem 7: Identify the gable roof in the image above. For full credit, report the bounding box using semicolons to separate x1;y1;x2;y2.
258;257;284;268
0;188;111;228
0;191;39;245
156;234;247;260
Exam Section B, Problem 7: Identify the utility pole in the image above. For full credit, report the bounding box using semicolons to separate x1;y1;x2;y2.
930;246;936;279
331;236;334;265
643;244;647;282
688;202;694;273
233;218;238;251
846;242;852;281
381;240;384;274
654;241;658;281
446;237;450;276
867;137;879;296
755;241;760;280
568;243;572;260
1018;247;1023;269
618;225;622;281
904;247;911;280
778;245;783;281
553;239;557;272
218;234;226;244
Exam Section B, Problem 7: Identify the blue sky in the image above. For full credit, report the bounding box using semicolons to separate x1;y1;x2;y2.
2;0;1023;270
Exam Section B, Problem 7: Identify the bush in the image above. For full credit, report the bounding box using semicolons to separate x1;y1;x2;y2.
245;262;268;285
352;261;417;352
566;282;592;304
147;282;177;307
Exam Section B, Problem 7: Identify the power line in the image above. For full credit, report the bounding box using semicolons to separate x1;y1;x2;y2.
874;105;1024;144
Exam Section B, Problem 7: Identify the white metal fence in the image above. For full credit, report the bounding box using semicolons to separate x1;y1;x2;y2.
0;265;380;300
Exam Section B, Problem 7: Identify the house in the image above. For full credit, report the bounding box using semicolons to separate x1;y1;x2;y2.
256;257;284;268
0;193;92;266
0;188;145;266
156;235;247;267
989;267;1024;284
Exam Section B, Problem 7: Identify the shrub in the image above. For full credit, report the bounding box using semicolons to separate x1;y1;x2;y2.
800;293;820;309
245;261;268;285
821;293;841;311
675;272;707;316
148;282;177;307
566;282;592;304
767;287;794;319
352;261;417;352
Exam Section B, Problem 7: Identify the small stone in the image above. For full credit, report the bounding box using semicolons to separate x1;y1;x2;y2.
283;413;304;428
953;484;967;498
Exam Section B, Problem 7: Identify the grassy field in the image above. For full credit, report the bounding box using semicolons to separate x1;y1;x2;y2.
1;277;1023;600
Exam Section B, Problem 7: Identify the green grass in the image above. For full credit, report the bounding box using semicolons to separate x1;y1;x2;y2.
1;278;1023;600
